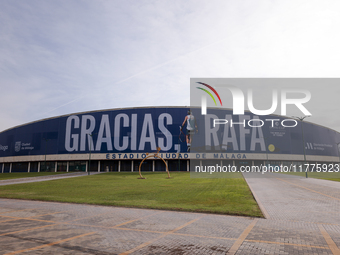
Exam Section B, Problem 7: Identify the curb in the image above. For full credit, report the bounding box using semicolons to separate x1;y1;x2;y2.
242;174;270;219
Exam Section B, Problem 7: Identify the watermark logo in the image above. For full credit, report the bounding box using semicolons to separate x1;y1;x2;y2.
196;82;222;115
196;82;312;117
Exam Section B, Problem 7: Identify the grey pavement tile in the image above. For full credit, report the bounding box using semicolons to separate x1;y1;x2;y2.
23;246;95;255
0;219;52;234
0;208;61;218
247;219;329;247
11;224;94;244
0;207;23;213
323;224;340;248
236;241;332;255
0;215;17;221
243;173;340;224
31;205;134;223
121;211;202;232
62;228;162;254
1;174;340;255
174;214;254;239
131;234;235;255
0;235;46;255
71;207;159;227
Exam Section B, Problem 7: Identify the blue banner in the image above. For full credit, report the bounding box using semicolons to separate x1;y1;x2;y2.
0;107;339;158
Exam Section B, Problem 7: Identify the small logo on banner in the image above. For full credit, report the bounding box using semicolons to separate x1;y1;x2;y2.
15;141;21;152
0;145;8;151
306;142;314;150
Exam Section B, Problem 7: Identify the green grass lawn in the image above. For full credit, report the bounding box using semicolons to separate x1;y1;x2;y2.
0;172;263;217
0;172;72;180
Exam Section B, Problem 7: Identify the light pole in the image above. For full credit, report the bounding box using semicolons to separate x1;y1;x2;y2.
265;140;269;169
87;133;93;175
292;116;310;178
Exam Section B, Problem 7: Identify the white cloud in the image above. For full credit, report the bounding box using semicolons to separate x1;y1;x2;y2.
0;0;340;133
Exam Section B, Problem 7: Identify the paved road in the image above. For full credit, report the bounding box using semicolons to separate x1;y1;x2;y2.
0;173;339;254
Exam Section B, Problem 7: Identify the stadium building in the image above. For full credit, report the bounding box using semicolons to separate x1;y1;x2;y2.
0;106;340;173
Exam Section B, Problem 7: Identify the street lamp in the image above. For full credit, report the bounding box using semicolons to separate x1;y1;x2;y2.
292;116;311;178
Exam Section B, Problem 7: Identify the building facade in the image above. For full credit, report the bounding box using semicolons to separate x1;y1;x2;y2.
0;106;340;173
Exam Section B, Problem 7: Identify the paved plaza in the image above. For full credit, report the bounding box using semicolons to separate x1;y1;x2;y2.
0;173;339;254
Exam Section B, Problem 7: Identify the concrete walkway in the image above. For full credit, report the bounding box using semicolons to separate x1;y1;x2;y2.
244;172;340;224
0;172;103;186
0;173;339;254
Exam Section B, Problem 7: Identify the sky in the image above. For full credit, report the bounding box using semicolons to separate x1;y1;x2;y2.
1;0;340;132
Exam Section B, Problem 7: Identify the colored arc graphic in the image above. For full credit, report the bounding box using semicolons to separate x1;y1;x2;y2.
196;82;223;106
196;87;217;105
